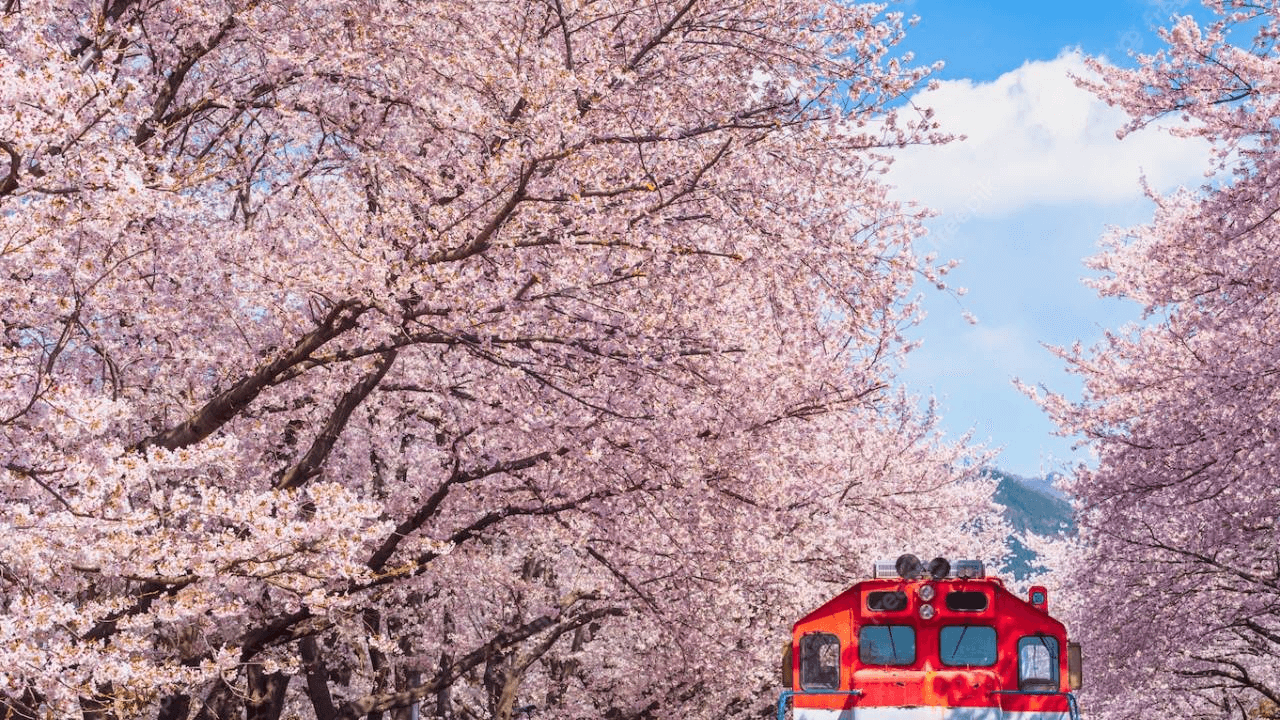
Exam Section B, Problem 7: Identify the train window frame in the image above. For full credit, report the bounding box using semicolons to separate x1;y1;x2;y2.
1018;635;1061;692
944;591;989;612
858;625;916;666
799;632;841;690
939;625;997;667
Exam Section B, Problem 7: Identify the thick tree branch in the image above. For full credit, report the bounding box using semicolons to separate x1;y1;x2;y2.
0;691;39;720
627;0;698;71
275;349;397;490
634;136;733;225
1177;659;1280;708
586;546;661;612
238;609;313;663
0;141;18;197
135;14;239;146
366;446;568;572
333;606;625;720
427;161;536;264
133;300;366;453
494;594;603;720
82;579;193;643
225;490;608;673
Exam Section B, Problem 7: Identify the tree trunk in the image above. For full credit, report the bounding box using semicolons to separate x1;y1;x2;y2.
245;665;289;720
390;670;421;720
435;610;455;720
194;680;241;720
364;608;388;720
301;635;338;720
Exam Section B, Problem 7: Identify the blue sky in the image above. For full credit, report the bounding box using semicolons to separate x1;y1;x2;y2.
897;0;1193;81
882;0;1214;478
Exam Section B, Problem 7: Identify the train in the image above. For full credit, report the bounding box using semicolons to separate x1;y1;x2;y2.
778;554;1081;720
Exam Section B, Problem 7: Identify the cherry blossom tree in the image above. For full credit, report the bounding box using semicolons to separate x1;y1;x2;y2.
0;0;998;718
1034;3;1280;719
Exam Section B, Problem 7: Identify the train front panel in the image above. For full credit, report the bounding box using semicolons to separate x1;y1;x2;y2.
783;557;1080;720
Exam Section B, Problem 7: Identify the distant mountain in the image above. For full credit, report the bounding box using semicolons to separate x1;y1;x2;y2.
1014;472;1067;501
986;469;1074;580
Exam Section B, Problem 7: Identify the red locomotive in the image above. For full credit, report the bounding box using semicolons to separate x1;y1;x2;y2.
779;555;1081;720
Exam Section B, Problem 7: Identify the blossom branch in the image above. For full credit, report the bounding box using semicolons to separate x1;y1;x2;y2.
275;349;398;490
133;299;367;453
332;605;626;720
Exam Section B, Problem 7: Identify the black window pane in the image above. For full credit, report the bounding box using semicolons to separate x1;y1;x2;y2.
859;625;916;665
945;591;989;612
867;591;908;612
939;625;997;666
800;633;840;689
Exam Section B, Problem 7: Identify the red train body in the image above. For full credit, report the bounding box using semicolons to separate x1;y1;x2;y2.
779;556;1081;720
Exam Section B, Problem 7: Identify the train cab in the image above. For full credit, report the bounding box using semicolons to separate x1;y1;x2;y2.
779;555;1081;720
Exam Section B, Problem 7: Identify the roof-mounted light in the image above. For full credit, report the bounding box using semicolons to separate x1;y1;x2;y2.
895;554;925;580
873;559;899;578
873;555;984;579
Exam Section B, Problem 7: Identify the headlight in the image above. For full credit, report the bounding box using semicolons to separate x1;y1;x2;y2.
918;584;936;602
919;603;935;620
895;553;924;580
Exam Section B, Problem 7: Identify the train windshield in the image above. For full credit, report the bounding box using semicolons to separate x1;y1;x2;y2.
859;625;915;665
939;625;997;666
1018;635;1060;690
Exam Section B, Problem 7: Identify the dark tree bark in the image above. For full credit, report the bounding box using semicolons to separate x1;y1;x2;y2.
156;692;192;720
194;680;241;720
245;665;289;720
301;636;339;720
0;689;40;720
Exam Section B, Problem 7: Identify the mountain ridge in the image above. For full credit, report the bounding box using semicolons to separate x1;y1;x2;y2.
986;468;1074;580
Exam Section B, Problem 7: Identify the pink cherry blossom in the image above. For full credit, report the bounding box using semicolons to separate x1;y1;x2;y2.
0;1;999;718
1035;3;1280;719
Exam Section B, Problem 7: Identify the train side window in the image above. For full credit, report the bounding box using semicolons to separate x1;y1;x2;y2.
859;625;916;665
939;625;997;667
799;633;841;689
1018;635;1060;691
945;591;989;612
867;591;908;612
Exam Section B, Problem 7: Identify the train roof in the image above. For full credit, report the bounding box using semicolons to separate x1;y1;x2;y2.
794;562;1065;636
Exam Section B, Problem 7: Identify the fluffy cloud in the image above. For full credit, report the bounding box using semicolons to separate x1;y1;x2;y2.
888;51;1212;217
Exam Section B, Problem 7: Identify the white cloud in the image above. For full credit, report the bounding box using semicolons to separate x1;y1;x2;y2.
888;51;1212;217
